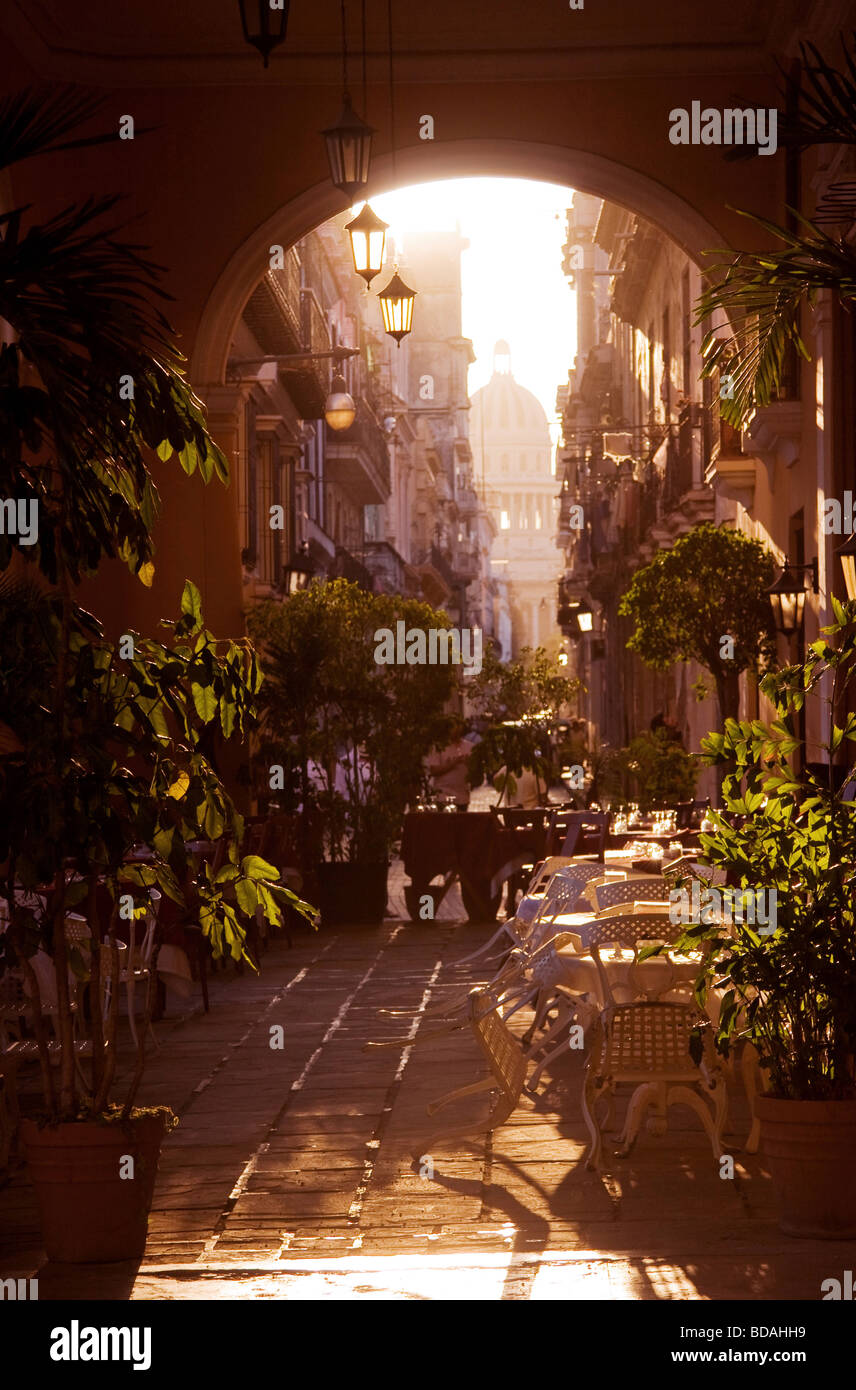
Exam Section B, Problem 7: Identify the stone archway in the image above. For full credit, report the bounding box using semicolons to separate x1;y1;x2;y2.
190;138;728;388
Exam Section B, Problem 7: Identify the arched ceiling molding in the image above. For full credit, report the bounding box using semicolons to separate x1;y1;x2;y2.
190;139;731;387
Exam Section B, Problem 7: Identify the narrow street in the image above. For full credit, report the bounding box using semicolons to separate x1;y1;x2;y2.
1;897;843;1301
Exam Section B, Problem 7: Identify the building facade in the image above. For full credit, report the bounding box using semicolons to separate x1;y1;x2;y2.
471;343;562;658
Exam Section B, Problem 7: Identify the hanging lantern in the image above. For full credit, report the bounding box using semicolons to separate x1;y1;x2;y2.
378;269;416;345
346;203;388;287
238;0;290;68
322;94;374;200
324;372;357;431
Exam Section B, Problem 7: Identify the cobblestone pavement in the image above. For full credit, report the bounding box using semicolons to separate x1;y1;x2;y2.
2;895;852;1301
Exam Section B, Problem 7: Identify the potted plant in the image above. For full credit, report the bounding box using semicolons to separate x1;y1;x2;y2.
466;643;580;804
674;600;856;1237
248;581;458;925
620;727;698;812
0;89;313;1261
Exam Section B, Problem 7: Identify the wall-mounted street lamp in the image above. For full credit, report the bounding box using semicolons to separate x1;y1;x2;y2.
837;532;856;602
767;558;819;637
346;203;388;287
324;372;356;431
280;540;314;596
238;0;290;67
574;597;594;633
228;345;359;432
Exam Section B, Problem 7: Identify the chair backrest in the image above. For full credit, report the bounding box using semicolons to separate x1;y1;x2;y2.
526;856;578;894
575;810;610;861
600;1001;703;1077
584;912;686;1009
673;801;694;830
584;911;679;953
528;877;581;949
469;987;527;1112
592;876;669;911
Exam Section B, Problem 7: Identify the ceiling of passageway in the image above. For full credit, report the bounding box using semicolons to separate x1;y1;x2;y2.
2;0;806;83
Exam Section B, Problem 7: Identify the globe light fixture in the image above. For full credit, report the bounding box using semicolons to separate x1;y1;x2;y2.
767;559;818;637
323;94;374;200
238;0;290;68
378;269;416;345
324;371;356;431
837;532;856;602
345;203;389;287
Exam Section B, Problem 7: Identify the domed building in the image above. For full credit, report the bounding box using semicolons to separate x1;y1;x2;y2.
470;343;562;657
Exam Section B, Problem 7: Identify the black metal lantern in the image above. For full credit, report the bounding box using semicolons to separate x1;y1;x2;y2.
378;269;416;345
767;559;817;637
323;94;374;201
837;532;856;602
238;0;290;68
574;598;594;632
345;203;388;286
280;540;314;596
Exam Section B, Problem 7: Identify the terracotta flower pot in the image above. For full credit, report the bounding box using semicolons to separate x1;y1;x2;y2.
21;1112;169;1263
756;1095;856;1239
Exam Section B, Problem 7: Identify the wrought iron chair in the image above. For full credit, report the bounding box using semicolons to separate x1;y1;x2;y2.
591;876;670;911
580;915;725;1169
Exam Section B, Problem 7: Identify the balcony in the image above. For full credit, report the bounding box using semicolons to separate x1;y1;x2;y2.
453;545;480;583
361;541;421;596
413;543;457;605
243;249;302;357
325;397;391;505
274;290;331;420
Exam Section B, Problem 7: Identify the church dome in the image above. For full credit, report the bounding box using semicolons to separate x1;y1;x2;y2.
470;364;551;446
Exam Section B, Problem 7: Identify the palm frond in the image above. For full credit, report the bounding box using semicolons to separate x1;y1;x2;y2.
0;86;124;174
695;209;856;427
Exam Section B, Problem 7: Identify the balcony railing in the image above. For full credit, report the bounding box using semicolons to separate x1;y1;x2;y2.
325;397;391;504
272;287;332;419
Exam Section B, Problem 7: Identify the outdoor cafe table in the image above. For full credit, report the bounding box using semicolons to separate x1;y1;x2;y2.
400;811;530;922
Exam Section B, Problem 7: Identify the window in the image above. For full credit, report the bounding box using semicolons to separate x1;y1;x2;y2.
500;510;511;530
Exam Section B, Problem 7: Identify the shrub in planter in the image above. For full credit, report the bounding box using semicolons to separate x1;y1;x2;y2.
466;643;580;804
249;582;458;923
672;600;856;1236
0;90;315;1261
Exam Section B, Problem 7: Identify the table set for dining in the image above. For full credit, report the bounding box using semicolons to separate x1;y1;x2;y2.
383;842;745;1168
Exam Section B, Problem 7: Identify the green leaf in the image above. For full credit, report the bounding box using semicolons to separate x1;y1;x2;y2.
191;682;218;723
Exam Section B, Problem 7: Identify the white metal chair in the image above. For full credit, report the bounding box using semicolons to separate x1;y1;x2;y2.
579;917;725;1169
591;876;669;911
419;986;531;1145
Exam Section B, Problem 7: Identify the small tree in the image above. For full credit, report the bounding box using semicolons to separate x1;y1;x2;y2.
466;643;580;803
248;582;459;864
618;523;776;729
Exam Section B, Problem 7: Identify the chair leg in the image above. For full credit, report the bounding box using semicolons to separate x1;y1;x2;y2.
451;923;518;968
666;1083;725;1160
127;972;139;1050
426;1076;495;1117
582;1073;607;1170
617;1082;657;1155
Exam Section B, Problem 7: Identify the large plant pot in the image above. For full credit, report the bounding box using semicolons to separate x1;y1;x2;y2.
21;1112;169;1263
756;1096;856;1238
316;861;388;926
